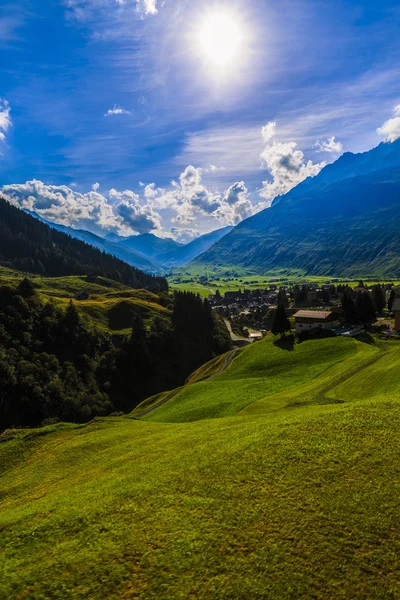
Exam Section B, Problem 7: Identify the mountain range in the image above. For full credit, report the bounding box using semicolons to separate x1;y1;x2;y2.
24;213;232;273
194;139;400;277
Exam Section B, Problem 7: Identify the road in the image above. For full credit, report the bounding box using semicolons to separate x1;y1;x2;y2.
224;318;252;343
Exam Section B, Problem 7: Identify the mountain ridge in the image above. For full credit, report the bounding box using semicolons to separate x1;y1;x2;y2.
194;140;400;277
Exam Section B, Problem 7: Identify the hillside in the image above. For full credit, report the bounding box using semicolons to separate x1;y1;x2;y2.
195;140;400;277
0;266;169;334
0;197;167;291
2;334;400;598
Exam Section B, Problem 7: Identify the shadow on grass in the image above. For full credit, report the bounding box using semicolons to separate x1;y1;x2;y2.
273;334;295;351
355;332;375;345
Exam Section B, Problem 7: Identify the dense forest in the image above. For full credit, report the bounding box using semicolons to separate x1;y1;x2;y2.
0;197;167;292
0;281;231;430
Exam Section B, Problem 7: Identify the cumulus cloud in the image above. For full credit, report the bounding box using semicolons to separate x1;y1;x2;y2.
92;182;100;191
261;121;276;143
221;181;253;224
377;105;400;142
315;136;343;154
109;187;161;233
259;124;326;202
105;104;131;117
1;180;161;236
0;99;11;143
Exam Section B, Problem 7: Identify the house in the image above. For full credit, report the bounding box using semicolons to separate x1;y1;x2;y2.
391;297;400;331
294;310;340;334
249;331;263;341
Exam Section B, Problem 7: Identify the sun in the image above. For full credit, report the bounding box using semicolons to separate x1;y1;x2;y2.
198;12;242;67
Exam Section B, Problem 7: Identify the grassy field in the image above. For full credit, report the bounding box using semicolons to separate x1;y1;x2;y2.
2;334;400;598
0;266;169;334
168;266;400;297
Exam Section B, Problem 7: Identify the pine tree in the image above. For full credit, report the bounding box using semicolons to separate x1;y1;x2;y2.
341;289;358;324
356;291;376;324
271;303;291;337
388;289;396;312
17;277;36;298
277;287;289;308
372;284;386;314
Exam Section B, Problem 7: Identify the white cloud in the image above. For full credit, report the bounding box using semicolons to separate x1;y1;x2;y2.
377;105;400;142
314;136;343;154
261;121;276;143
136;0;158;15
1;180;161;236
221;181;253;224
0;99;11;143
64;0;159;22
92;182;100;191
105;104;131;117
260;124;326;202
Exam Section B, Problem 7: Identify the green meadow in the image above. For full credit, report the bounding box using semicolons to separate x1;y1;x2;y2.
2;333;400;598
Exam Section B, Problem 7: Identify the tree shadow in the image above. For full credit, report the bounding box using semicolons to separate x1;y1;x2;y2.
273;334;295;351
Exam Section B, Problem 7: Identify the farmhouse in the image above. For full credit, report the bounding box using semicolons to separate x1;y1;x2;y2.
392;298;400;331
294;310;340;334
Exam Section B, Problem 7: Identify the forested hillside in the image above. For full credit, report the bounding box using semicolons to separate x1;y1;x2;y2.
0;280;231;430
0;197;167;292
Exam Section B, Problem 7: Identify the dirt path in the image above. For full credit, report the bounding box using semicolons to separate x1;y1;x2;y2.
134;348;239;419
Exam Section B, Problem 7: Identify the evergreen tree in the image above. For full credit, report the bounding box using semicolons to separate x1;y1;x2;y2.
271;303;291;337
356;291;376;324
371;284;386;314
17;277;36;298
341;289;358;324
388;289;396;312
277;287;289;308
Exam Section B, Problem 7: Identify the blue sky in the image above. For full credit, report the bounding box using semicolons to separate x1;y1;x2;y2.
1;0;400;241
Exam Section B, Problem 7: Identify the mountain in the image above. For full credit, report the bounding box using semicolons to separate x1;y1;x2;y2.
0;197;167;291
195;140;400;277
118;232;182;258
156;226;234;268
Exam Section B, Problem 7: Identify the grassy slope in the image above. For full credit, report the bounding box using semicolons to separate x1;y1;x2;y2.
0;266;169;334
2;336;400;598
141;337;359;422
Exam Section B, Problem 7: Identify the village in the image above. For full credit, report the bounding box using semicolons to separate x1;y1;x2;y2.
207;281;400;344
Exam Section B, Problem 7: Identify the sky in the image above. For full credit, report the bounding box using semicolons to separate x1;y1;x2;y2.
1;0;400;242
